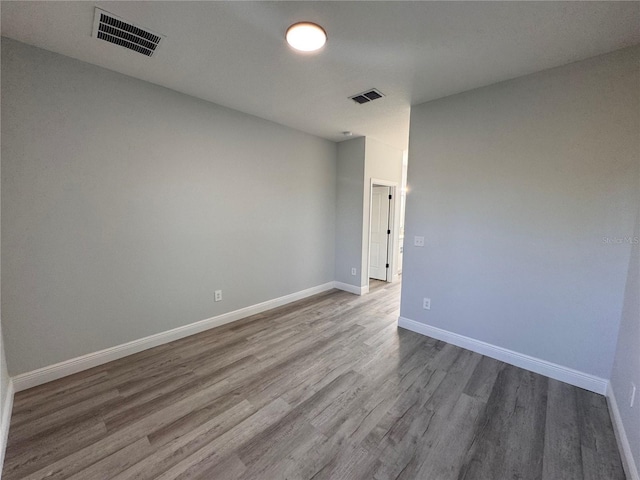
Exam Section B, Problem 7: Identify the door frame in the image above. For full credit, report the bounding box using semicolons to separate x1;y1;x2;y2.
366;178;398;287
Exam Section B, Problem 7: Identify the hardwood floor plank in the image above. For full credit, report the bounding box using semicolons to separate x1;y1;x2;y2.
110;399;255;480
146;390;249;447
153;398;291;480
191;454;247;480
310;442;377;480
67;437;153;480
279;345;368;407
2;420;107;480
542;379;584;480
19;379;232;480
257;427;329;480
370;401;436;480
576;387;626;480
7;389;120;445
11;370;111;407
237;422;320;479
457;365;548;480
413;393;486;479
361;367;446;453
463;355;505;401
10;376;112;425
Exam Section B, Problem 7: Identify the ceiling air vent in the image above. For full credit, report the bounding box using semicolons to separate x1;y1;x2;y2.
349;89;385;105
92;8;164;57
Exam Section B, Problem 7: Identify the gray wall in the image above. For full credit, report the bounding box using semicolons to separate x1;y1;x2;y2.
401;46;639;379
0;324;8;465
334;137;404;288
362;138;404;286
0;78;10;465
0;329;7;408
335;138;365;286
1;39;337;375
610;206;640;476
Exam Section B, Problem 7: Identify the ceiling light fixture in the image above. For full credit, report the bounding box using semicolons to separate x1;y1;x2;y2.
286;22;327;52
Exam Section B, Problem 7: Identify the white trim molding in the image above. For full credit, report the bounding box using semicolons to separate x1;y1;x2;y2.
607;383;640;480
1;379;15;477
13;282;335;392
398;316;608;395
334;281;369;296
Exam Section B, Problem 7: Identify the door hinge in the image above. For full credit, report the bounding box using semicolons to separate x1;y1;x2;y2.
386;263;390;268
389;194;392;199
387;229;391;235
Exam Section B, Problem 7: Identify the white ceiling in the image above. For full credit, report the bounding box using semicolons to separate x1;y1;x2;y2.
2;1;639;150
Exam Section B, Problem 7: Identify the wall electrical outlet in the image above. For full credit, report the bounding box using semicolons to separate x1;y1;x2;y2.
214;290;222;302
423;298;431;310
414;236;425;247
630;383;636;408
351;267;357;276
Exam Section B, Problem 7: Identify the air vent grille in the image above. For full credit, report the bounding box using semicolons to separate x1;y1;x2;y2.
349;89;385;105
92;8;164;57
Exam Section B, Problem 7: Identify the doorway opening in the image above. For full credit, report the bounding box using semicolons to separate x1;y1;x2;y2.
367;179;398;286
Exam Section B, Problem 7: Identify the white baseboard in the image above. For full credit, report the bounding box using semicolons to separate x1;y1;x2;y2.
0;379;15;479
334;281;369;296
12;282;335;392
397;316;608;395
607;382;640;480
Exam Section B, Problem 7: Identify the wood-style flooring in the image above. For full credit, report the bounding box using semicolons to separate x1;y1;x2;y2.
3;280;625;479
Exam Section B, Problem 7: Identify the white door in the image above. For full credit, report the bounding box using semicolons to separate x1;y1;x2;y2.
370;186;390;281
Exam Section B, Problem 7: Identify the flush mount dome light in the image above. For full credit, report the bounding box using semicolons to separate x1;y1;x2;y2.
286;22;327;52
